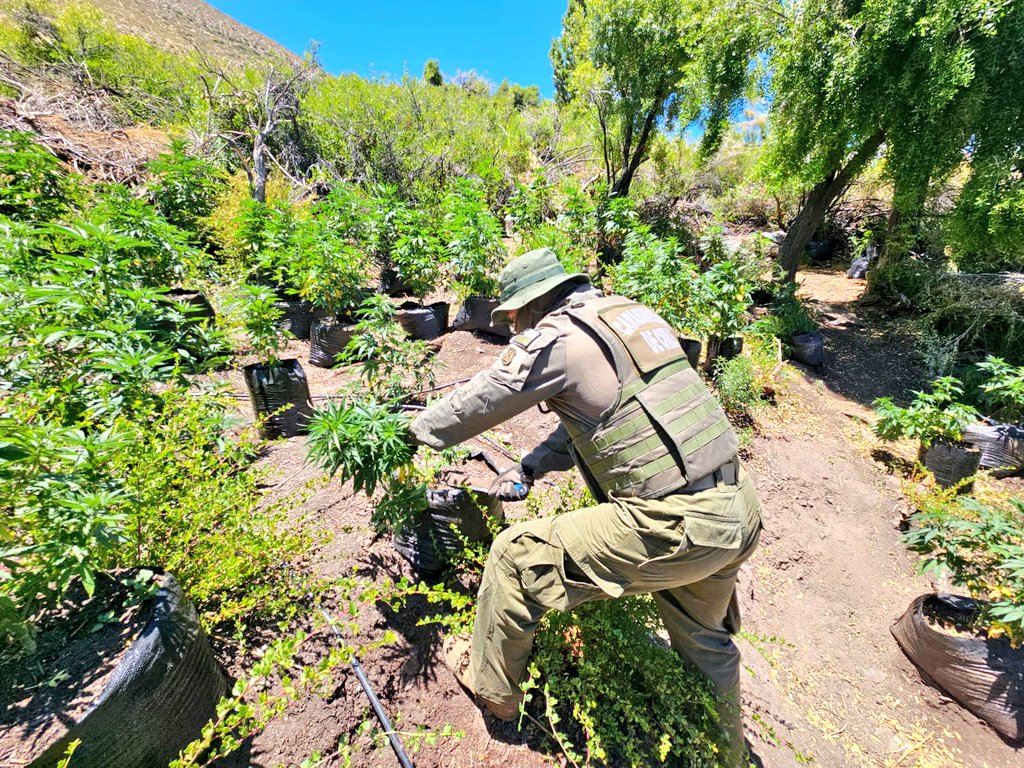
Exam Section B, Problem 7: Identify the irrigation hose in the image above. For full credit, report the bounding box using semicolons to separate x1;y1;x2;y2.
321;608;414;768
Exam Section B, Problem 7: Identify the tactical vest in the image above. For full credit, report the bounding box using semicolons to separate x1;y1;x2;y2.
556;295;738;500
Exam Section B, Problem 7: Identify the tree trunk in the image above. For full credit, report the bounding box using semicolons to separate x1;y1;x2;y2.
778;132;885;281
252;134;268;204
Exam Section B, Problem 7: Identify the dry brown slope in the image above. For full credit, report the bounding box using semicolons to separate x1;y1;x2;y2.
48;0;302;66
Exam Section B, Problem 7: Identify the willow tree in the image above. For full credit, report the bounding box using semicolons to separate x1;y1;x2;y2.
551;0;768;198
763;0;1024;279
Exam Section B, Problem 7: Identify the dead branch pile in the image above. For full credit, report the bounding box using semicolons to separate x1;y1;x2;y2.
0;97;168;184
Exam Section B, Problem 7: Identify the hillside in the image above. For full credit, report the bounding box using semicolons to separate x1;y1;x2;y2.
48;0;302;66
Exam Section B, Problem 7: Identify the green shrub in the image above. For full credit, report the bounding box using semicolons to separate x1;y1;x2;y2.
146;139;226;240
0;129;73;222
608;225;698;332
234;284;286;365
975;356;1024;424
904;494;1024;647
526;596;726;766
442;179;506;298
872;377;980;448
713;354;766;415
946;158;1024;273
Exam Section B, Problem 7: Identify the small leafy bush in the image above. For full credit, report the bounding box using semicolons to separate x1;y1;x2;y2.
146;139;226;240
872;377;980;448
975;356;1024;424
306;398;416;496
442;179;506;298
341;295;437;401
526;596;727;767
0;129;74;222
608;226;698;333
235;284;286;366
714;354;766;415
904;495;1024;647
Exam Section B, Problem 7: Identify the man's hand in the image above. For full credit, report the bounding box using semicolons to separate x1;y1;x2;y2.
489;463;534;501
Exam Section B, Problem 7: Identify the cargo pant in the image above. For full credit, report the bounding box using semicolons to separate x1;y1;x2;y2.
469;468;761;758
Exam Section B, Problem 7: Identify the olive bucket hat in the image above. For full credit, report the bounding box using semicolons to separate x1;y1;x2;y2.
491;248;589;325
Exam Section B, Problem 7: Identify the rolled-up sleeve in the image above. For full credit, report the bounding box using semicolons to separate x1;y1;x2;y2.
410;329;566;450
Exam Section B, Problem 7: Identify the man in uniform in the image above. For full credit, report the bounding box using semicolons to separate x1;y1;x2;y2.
409;248;762;764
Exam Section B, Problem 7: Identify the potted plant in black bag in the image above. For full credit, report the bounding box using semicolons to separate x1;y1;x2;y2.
303;242;371;368
873;377;981;490
443;180;510;338
965;356;1024;475
390;207;449;340
238;284;313;438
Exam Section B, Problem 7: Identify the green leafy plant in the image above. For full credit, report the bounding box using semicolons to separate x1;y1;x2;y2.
236;284;286;366
903;494;1024;647
341;295;437;402
872;377;980;449
526;596;727;767
442;179;506;299
146;139;226;240
0;129;74;222
306;398;416;496
608;226;698;333
975;356;1024;424
389;206;444;298
714;354;767;415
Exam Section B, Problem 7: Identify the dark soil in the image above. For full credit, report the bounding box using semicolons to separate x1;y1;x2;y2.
0;571;157;765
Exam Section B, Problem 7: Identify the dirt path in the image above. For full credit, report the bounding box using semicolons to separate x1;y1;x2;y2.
231;275;1022;767
738;271;1021;768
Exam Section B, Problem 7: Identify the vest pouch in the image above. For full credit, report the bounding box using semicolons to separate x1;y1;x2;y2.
633;366;738;489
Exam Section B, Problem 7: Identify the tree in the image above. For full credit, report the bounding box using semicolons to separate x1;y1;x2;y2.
197;52;320;203
762;0;1024;280
423;58;442;86
551;0;767;198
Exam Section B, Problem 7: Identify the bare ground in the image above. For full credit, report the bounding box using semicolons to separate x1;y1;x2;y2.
225;273;1023;768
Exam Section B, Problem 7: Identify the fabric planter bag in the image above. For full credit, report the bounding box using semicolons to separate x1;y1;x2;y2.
679;338;702;369
243;359;314;439
393;487;504;575
396;303;442;340
451;296;511;339
789;330;825;367
964;423;1024;475
429;301;450;333
157;289;215;332
892;593;1024;744
918;442;982;491
308;316;358;368
274;299;314;340
27;573;227;768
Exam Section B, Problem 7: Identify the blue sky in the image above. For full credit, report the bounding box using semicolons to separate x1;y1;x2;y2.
207;1;565;97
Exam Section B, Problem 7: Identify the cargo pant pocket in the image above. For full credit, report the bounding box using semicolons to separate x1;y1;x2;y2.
510;523;604;614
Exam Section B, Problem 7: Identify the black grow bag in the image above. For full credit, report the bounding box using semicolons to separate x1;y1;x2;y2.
243;358;313;439
679;338;702;369
719;336;744;361
156;288;215;332
275;298;314;340
30;573;227;768
964;423;1024;475
918;442;981;491
396;303;442;340
892;593;1024;744
393;487;505;575
451;296;511;339
380;269;413;297
309;316;358;368
789;330;825;367
430;301;450;333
